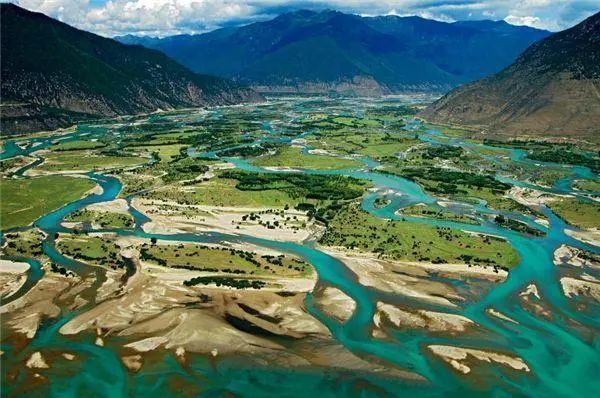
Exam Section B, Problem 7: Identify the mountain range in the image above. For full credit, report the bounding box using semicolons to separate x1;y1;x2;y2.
117;10;551;95
0;4;262;135
2;4;597;140
420;11;600;141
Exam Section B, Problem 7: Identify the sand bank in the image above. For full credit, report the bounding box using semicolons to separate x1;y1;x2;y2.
486;308;518;324
133;198;323;243
312;285;356;323
374;302;473;334
565;228;600;247
85;198;130;214
560;277;600;301
428;345;530;374
320;247;505;308
0;259;30;274
1;272;81;338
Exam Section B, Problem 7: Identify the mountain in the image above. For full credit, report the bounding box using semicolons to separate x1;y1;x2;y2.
420;12;600;141
0;4;262;135
116;10;550;95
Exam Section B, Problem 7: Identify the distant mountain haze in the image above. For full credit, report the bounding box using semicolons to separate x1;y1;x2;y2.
420;11;600;141
0;3;262;135
116;10;551;95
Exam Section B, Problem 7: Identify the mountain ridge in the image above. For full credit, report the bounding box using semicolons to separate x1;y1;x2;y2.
0;3;262;135
116;10;550;95
420;11;600;141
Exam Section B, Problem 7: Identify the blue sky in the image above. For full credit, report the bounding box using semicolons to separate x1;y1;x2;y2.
13;1;599;37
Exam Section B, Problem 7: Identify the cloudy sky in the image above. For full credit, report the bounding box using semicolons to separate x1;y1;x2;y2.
12;0;599;37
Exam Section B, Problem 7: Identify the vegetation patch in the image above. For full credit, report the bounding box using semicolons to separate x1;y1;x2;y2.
307;128;418;159
52;140;107;151
2;229;45;258
0;175;95;230
189;178;298;207
183;276;266;289
217;142;281;158
393;167;509;192
131;144;187;163
426;124;476;138
253;146;360;170
530;168;573;187
143;170;368;214
494;215;545;236
222;170;368;201
56;234;124;269
547;198;600;229
320;204;519;269
573;179;600;192
37;152;145;172
141;242;312;278
65;209;134;229
383;166;538;215
527;149;599;173
401;204;479;225
422;145;463;159
161;157;210;182
0;157;23;173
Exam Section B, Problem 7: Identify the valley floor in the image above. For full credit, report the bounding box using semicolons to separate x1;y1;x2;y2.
1;95;599;397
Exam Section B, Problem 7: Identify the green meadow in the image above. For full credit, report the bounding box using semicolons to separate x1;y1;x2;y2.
253;146;361;170
1;175;95;230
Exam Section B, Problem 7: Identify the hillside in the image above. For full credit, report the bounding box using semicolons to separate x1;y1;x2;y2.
117;10;550;95
420;12;600;141
0;4;262;135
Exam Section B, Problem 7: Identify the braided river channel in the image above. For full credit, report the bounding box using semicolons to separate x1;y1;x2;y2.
1;97;599;397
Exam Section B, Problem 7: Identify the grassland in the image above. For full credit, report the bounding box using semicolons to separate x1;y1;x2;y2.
143;178;299;208
331;116;382;127
573;179;600;192
133;144;186;163
2;229;45;258
530;169;572;187
0;175;95;230
306;129;418;160
253;146;360;170
111;166;166;197
357;140;417;158
143;171;369;209
320;204;519;269
548;198;600;229
141;242;312;278
65;209;134;228
51;140;106;151
56;234;122;267
401;204;479;225
192;178;297;207
37;152;146;172
424;123;477;138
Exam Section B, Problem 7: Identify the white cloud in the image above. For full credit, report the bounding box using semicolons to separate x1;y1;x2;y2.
505;15;543;28
12;0;599;36
16;0;259;36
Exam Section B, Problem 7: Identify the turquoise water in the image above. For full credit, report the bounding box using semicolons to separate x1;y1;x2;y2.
1;104;599;397
0;124;111;161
